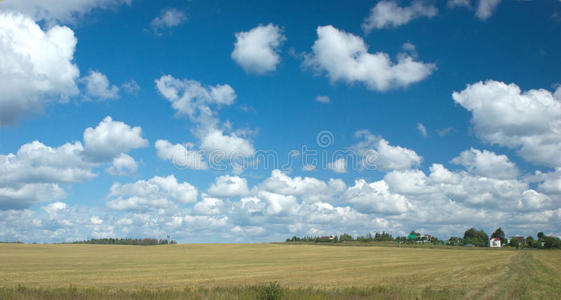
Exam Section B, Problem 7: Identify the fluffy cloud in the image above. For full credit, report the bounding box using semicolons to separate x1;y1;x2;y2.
304;25;435;91
3;147;561;242
537;169;561;196
353;130;422;171
105;153;138;176
257;191;298;215
534;169;561;209
155;140;207;170
107;175;198;211
0;117;148;209
447;0;501;20
82;70;119;100
362;0;438;33
155;75;236;121
383;163;548;211
261;170;325;195
0;12;79;125
476;0;501;20
122;80;140;95
200;129;255;159
345;179;409;214
155;74;255;169
151;8;187;34
453;81;561;167
0;0;132;24
0;184;66;210
0;141;95;186
328;158;347;173
451;148;519;179
83;116;148;162
231;24;285;74
193;196;224;215
208;175;250;197
258;170;346;205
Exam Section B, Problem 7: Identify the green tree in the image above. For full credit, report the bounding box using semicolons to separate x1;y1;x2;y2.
448;236;464;246
491;227;506;245
463;228;489;247
526;236;535;248
339;233;354;242
537;232;545;239
543;236;561;249
509;237;520;248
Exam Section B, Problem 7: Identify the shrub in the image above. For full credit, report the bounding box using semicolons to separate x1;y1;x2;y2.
255;281;283;300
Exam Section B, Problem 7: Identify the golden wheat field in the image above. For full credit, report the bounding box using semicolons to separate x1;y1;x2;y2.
0;243;560;299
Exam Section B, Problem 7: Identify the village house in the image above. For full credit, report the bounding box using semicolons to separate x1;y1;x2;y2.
490;237;501;248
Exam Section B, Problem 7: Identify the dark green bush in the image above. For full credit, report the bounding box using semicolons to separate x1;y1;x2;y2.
255;281;283;300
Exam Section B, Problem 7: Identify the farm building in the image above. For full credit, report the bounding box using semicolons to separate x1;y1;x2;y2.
509;236;525;245
490;237;501;248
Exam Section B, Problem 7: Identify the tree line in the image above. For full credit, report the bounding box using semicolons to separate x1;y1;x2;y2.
287;232;398;243
286;232;394;243
72;238;177;245
450;227;561;249
286;228;561;249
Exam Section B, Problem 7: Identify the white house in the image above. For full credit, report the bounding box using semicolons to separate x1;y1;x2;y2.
490;237;501;248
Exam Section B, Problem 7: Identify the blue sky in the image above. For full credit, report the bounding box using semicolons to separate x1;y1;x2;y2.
1;0;561;243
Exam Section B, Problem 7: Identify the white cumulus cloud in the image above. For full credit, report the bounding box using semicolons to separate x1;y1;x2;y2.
208;175;250;197
328;158;347;173
476;0;501;20
304;25;435;91
353;130;422;171
200;129;255;159
0;184;66;210
0;12;79;125
151;8;187;34
82;70;119;100
155;140;207;170
105;153;138;176
232;24;285;74
83;116;148;162
345;179;409;214
453;80;561;167
362;0;438;33
0;0;132;24
107;175;198;211
451;148;519;179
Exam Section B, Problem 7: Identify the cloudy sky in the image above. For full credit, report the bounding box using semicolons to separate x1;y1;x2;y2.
1;0;561;243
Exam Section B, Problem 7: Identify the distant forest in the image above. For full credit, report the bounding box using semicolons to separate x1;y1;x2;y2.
72;238;177;245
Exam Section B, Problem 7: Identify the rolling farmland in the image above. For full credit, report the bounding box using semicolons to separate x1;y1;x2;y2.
1;243;560;299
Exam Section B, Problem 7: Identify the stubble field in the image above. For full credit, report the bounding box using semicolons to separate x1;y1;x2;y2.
0;243;559;299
